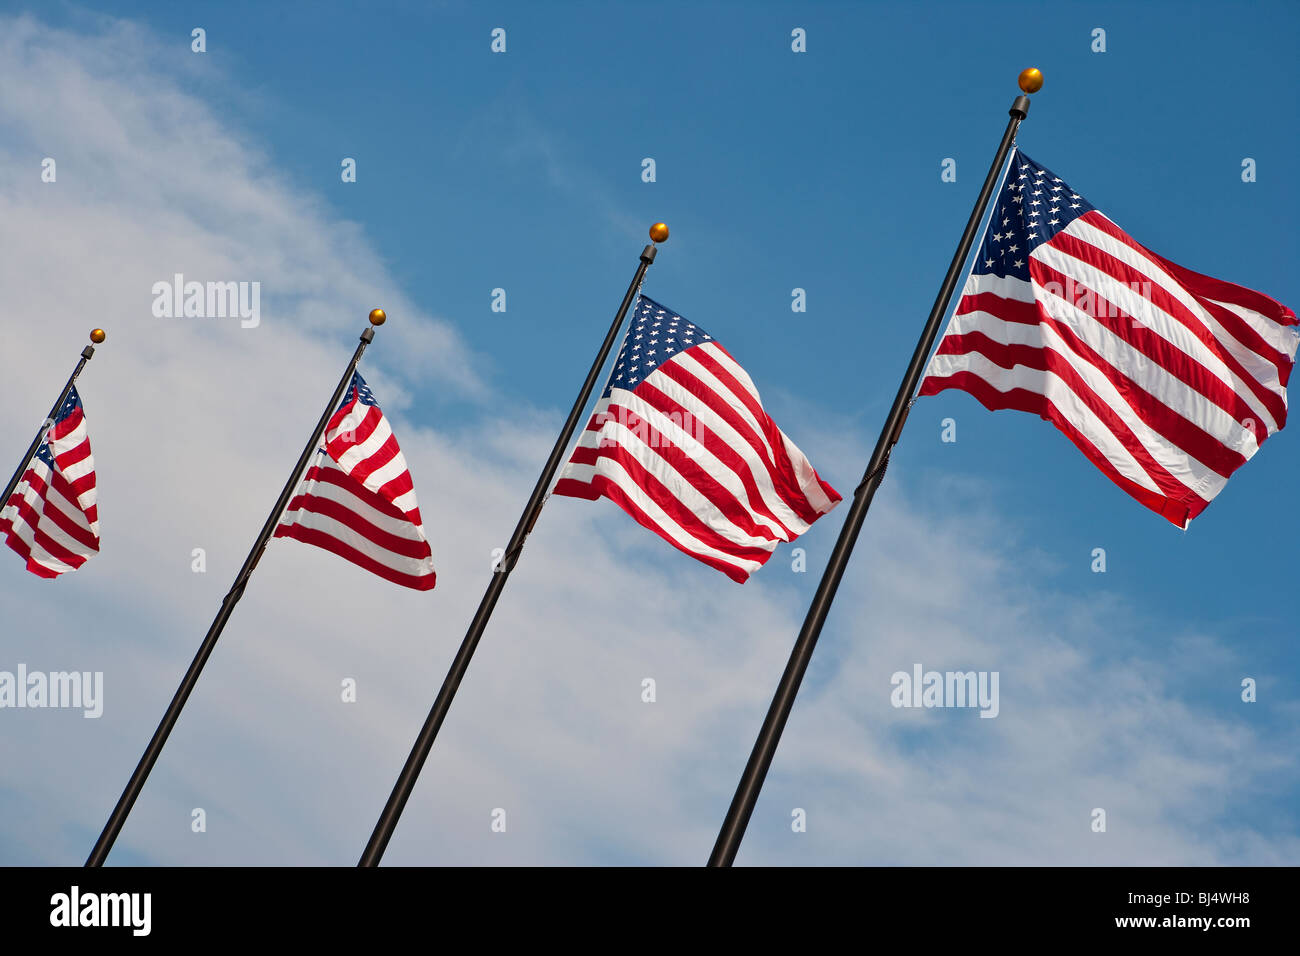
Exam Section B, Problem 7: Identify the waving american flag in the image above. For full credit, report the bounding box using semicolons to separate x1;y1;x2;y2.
920;149;1299;527
0;386;100;578
275;372;436;590
553;296;840;583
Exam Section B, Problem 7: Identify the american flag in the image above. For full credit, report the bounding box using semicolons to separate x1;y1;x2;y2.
920;149;1299;527
0;386;100;578
553;296;841;583
274;372;436;590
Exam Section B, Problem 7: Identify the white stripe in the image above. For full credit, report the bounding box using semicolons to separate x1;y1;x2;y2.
5;466;98;552
640;373;813;535
334;408;394;474
1208;296;1300;362
4;519;77;573
560;458;764;576
280;507;434;577
569;394;790;540
777;430;837;514
675;347;778;464
1033;231;1281;434
281;458;430;543
1060;218;1287;417
1035;321;1226;500
948;301;1263;463
925;350;1165;495
578;416;781;550
701;344;838;514
389;489;419;515
361;449;413;497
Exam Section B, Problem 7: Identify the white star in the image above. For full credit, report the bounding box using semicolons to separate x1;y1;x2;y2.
1013;258;1024;268
985;258;995;268
1070;202;1081;209
1049;218;1060;226
1007;244;1019;253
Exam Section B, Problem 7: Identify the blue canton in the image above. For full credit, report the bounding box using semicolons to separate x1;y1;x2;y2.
342;371;378;409
35;385;83;469
604;295;713;398
974;149;1096;281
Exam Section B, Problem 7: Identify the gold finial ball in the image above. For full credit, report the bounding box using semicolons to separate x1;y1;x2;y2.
368;308;387;326
649;222;670;243
1018;68;1044;94
89;328;106;344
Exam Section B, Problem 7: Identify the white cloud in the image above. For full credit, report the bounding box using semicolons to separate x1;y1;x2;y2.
0;13;1293;868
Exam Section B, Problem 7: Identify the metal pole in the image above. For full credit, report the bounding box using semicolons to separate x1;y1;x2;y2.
708;76;1040;867
85;313;387;866
358;225;669;866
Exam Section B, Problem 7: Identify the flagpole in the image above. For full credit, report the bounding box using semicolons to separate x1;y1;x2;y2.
85;310;388;867
357;224;668;866
707;70;1043;867
0;329;105;515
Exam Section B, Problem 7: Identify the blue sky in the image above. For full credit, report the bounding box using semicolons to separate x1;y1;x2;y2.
0;0;1296;865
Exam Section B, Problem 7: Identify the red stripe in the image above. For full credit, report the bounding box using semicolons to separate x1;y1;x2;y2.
7;470;99;552
1147;244;1298;386
659;356;821;527
49;407;83;440
326;402;380;453
570;395;801;539
919;372;1202;527
598;395;786;543
1087;211;1298;346
1010;269;1255;476
273;524;435;591
930;330;1210;508
557;472;756;583
298;463;409;521
0;501;92;572
280;493;432;560
1024;260;1272;447
1064;214;1289;426
686;346;830;523
957;290;1038;325
1;527;62;578
566;432;778;562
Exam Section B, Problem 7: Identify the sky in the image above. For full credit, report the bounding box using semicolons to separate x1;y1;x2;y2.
0;0;1296;866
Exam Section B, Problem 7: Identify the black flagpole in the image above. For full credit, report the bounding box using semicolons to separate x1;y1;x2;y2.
358;223;668;866
1;329;106;515
707;71;1042;867
85;309;389;867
